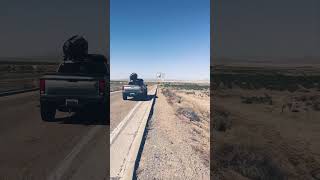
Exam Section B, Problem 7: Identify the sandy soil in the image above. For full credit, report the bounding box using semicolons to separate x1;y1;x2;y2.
212;87;320;180
110;81;125;92
136;86;210;180
0;63;58;92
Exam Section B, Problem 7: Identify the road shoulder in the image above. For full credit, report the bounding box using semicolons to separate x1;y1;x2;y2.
135;87;210;180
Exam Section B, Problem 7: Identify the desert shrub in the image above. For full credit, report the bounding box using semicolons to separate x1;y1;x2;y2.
162;88;182;104
162;82;209;91
313;102;320;111
176;107;200;122
289;95;320;112
212;72;320;91
185;91;196;95
241;94;273;105
213;144;287;180
213;109;232;132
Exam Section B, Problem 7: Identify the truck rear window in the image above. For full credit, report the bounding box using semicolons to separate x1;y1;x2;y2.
128;80;144;86
58;62;108;75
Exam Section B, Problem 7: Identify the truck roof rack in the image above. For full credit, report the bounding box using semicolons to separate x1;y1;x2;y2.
63;54;108;64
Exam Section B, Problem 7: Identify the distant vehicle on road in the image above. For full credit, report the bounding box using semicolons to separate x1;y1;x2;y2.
122;73;148;100
39;35;109;123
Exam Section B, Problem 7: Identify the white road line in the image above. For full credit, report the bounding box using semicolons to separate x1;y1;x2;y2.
47;125;103;180
110;86;157;179
110;101;142;145
110;90;122;94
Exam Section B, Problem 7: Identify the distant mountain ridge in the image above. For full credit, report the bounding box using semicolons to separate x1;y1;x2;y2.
0;56;61;63
212;56;320;66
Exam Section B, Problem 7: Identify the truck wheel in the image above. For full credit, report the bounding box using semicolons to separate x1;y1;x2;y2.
97;103;108;125
122;94;127;100
144;91;148;100
40;104;56;122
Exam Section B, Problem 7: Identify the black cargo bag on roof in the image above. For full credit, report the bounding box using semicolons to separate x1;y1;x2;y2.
130;73;138;81
63;35;88;61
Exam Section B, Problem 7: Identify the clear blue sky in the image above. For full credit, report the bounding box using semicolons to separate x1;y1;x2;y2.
110;0;210;80
0;0;107;58
213;0;319;58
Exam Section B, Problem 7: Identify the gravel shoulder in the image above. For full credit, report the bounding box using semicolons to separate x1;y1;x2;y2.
136;86;210;180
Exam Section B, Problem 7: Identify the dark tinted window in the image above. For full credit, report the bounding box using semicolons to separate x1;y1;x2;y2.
138;80;144;86
58;62;107;75
128;79;144;86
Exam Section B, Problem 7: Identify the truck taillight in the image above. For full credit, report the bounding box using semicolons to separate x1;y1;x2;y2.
99;80;105;96
40;79;45;94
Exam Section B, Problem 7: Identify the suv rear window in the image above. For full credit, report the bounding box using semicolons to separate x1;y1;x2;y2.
58;62;108;75
128;79;144;86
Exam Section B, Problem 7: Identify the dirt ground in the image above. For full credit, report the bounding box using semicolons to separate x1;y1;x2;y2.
136;84;210;180
0;62;58;92
212;87;320;180
110;81;126;92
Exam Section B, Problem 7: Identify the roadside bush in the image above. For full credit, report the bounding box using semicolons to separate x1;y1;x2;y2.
313;102;320;111
185;91;196;95
213;144;287;180
176;107;200;122
162;88;182;104
162;82;209;91
241;94;273;105
213;109;231;132
212;72;320;91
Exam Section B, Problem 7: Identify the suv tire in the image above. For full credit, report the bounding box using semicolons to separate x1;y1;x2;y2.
40;103;56;122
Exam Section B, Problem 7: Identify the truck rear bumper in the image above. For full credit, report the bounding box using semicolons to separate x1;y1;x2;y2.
123;92;142;97
40;95;107;111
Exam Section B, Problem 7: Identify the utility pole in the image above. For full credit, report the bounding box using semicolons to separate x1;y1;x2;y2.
156;72;165;84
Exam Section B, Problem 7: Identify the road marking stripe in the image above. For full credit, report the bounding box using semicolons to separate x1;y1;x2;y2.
0;88;39;97
110;101;142;145
110;86;157;179
47;125;103;180
110;90;122;94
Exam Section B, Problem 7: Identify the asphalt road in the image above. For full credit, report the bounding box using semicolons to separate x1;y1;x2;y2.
0;90;138;179
110;91;140;131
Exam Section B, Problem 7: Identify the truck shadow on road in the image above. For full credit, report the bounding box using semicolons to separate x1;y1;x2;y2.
54;112;109;126
126;94;157;101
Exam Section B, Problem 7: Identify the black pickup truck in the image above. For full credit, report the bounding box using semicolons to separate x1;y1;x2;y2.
122;73;148;100
39;54;109;123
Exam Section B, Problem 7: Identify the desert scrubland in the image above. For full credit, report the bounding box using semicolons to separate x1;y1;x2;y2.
212;65;320;180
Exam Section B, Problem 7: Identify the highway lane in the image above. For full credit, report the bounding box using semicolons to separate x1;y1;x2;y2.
110;86;157;179
110;91;140;131
0;90;137;179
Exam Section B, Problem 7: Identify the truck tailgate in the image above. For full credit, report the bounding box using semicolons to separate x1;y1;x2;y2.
44;75;99;97
123;85;141;92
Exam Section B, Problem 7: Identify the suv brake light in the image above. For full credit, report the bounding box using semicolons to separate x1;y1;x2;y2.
40;79;45;94
99;80;105;96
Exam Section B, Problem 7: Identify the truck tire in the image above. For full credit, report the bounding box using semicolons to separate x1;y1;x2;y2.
144;91;148;100
96;102;108;125
122;93;127;100
40;104;56;122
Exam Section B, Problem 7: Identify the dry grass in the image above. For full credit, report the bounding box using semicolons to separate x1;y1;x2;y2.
162;88;182;104
0;62;58;92
176;107;200;122
213;108;232;132
212;66;320;179
136;85;210;179
110;81;126;92
241;94;273;105
161;85;210;169
213;143;286;180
